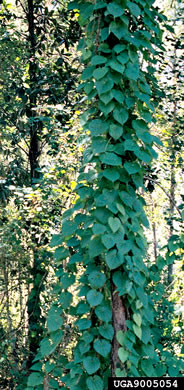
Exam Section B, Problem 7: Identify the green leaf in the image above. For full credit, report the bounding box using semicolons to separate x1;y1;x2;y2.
117;52;129;65
113;108;128;125
107;3;124;17
44;362;55;374
124;139;138;152
81;66;95;80
127;1;141;17
99;324;114;340
88;271;106;288
124;161;140;174
133;313;142;327
168;366;179;376
54;247;69;261
116;203;126;216
125;62;139;80
79;341;90;355
81;331;94;344
133;324;142;340
100;152;122;166
89;237;105;258
101;233;116;249
93;67;108;80
114;44;126;53
132;119;148;132
112;271;125;294
112;90;124;103
99;91;113;105
128;46;138;63
30;362;42;371
92;223;106;235
89;119;108;136
109;123;123;140
110;21;127;40
40;338;56;357
95;304;112;322
76;318;92;330
103;168;120;182
51;330;63;346
117;240;132;255
141;359;156;376
142;343;155;358
83;356;100;375
109;60;125;74
60;274;75;289
87;289;103;306
116;330;125;346
118;347;129;363
47;311;63;332
119;191;133;207
108;217;121;233
141;325;151;344
77;302;90;315
62;220;78;236
155;363;167;377
28;372;44;386
96;78;114;95
94;339;111;357
98;100;115;116
50;234;63;247
136;287;148;307
105;249;124;269
91;55;107;65
86;376;103;390
92;137;107;154
101;27;110;41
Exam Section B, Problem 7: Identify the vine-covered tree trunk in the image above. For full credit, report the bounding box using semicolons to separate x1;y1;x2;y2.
35;0;169;386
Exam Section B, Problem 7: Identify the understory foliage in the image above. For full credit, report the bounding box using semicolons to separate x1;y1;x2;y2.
26;0;184;389
0;0;81;387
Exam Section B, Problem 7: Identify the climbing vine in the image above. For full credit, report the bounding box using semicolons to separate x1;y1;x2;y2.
27;0;184;388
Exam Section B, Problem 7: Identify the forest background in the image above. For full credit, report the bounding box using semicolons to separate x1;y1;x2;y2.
0;0;184;389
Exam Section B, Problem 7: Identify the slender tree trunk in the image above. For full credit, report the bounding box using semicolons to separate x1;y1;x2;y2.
26;0;44;368
111;272;128;375
27;0;40;180
168;41;177;285
2;256;12;333
168;161;175;284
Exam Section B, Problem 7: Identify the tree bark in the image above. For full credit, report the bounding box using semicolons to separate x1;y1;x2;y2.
111;272;128;376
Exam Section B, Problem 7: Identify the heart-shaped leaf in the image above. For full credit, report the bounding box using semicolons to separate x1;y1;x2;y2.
108;217;121;233
86;375;103;390
133;324;142;340
118;347;129;363
83;356;100;375
133;313;142;327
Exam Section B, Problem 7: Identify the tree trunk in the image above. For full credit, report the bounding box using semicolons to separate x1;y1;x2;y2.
26;0;44;368
168;41;177;285
111;272;128;375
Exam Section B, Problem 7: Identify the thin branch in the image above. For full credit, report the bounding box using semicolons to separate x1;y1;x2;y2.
16;142;29;156
18;0;28;15
144;176;182;218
